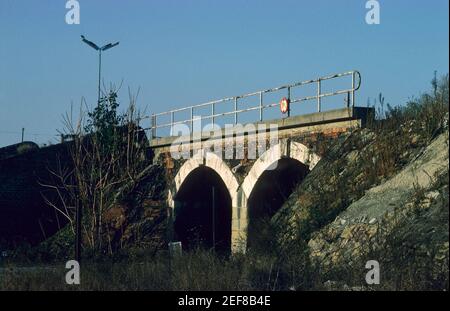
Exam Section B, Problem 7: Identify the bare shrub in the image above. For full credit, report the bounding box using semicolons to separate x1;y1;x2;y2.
41;87;150;255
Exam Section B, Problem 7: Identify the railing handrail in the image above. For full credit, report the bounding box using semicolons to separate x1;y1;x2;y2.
147;70;361;138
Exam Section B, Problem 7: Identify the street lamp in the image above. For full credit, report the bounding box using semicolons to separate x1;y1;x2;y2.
81;35;119;104
75;36;119;263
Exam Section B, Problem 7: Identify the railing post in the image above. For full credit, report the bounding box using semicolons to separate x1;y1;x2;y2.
351;71;355;108
234;97;238;124
211;103;215;124
287;87;291;117
151;114;156;139
190;107;194;133
170;111;174;136
317;79;321;112
259;92;263;121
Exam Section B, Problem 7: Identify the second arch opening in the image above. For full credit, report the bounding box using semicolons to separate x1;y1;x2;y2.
246;157;310;250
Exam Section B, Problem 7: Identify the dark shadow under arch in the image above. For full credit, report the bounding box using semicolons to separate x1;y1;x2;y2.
247;158;309;250
173;166;232;254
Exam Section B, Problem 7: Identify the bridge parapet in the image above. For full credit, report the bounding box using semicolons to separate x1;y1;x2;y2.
151;106;373;156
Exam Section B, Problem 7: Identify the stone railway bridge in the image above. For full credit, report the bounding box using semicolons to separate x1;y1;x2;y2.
150;107;373;253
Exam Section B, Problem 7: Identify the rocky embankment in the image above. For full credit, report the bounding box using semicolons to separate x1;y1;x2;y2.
309;132;448;287
275;117;449;289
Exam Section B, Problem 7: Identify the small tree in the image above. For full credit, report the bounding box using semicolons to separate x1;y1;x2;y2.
42;87;150;254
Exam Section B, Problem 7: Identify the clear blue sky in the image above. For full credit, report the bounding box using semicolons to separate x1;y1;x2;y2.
0;0;448;146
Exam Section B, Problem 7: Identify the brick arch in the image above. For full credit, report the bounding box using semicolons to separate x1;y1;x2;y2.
168;150;239;208
242;141;321;201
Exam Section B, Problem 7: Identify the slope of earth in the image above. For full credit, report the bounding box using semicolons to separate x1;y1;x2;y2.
308;131;449;289
273;105;449;289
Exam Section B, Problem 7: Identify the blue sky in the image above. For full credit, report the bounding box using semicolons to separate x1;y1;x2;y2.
0;0;448;146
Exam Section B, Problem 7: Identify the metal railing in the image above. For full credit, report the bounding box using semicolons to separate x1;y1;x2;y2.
147;70;361;139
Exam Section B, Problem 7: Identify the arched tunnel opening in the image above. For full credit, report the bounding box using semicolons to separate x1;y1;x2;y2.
247;158;310;250
173;166;232;254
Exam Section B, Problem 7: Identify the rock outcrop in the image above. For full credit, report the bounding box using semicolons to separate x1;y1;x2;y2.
275;114;449;289
308;132;449;287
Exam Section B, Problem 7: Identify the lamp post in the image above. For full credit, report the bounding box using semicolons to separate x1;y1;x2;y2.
75;36;119;263
81;35;119;104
